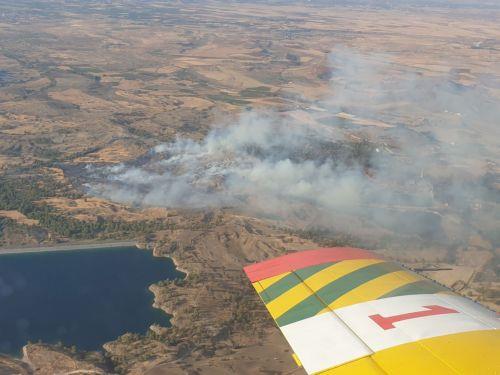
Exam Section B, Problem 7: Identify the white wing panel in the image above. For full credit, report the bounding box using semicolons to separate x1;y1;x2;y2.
335;294;500;353
280;311;372;374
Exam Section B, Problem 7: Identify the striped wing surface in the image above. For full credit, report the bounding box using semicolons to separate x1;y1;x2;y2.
243;248;500;375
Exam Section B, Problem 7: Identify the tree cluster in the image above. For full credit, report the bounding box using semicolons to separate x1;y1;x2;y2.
0;176;167;240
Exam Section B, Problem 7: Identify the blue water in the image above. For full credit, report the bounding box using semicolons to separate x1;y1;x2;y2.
0;246;183;355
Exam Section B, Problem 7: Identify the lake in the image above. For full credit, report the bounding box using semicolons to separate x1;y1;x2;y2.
0;246;183;355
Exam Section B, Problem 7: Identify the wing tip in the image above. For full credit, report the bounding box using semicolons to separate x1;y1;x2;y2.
244;247;378;283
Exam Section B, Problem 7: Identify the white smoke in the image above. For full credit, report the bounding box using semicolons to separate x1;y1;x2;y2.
87;48;499;245
89;112;366;211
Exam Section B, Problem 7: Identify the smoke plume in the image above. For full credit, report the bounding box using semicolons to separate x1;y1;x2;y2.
87;48;499;246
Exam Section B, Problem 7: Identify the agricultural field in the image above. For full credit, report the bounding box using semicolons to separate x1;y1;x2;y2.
0;1;498;374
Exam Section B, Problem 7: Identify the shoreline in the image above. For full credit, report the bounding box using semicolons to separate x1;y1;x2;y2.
0;240;138;255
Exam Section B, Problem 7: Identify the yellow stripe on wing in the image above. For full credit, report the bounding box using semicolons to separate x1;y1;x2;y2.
259;272;291;290
266;259;383;320
266;278;314;319
252;282;264;294
327;270;423;310
303;259;384;292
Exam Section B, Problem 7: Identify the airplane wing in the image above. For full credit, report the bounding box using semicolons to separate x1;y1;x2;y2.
243;247;500;375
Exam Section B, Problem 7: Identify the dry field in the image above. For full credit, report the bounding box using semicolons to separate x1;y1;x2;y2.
1;1;498;169
0;1;498;374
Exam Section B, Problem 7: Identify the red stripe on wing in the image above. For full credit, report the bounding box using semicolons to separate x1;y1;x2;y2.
244;247;378;283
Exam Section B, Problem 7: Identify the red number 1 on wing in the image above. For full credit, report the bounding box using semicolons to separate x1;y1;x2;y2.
369;305;459;330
